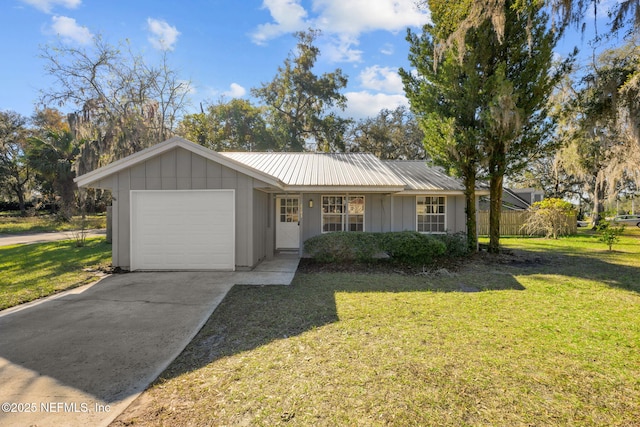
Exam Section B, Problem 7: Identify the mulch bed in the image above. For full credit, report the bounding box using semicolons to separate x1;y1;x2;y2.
296;249;550;275
296;256;465;275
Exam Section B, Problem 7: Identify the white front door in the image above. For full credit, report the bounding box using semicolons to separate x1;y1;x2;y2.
276;197;300;249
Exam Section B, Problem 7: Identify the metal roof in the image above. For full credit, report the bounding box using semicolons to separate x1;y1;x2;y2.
221;152;406;189
74;136;477;194
383;161;466;192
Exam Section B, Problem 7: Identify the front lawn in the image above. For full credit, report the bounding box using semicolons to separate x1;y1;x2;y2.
0;214;107;234
0;238;112;310
113;229;640;426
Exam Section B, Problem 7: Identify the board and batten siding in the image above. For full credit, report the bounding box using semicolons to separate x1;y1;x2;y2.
366;194;392;233
299;193;468;245
301;194;320;243
390;195;466;233
108;147;269;269
253;190;272;263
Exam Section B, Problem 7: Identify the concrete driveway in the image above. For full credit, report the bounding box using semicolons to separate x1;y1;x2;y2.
0;256;299;427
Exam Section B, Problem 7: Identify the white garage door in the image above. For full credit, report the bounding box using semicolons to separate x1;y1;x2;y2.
130;190;235;271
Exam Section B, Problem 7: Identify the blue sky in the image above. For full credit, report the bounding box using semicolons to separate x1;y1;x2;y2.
0;0;626;121
1;0;432;120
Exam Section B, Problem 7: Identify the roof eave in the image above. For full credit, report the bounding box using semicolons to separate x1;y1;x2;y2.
283;185;406;193
396;188;491;196
395;189;465;195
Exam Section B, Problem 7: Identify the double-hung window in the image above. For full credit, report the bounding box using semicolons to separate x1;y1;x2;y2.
322;195;365;232
417;196;446;233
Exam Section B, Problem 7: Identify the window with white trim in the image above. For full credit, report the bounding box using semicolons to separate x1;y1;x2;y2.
322;195;365;232
417;196;446;233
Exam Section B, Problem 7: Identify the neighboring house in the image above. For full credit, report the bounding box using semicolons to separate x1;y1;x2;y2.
75;137;488;271
479;187;544;211
510;188;544;206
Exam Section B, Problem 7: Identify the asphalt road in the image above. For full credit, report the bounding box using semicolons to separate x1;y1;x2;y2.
0;229;106;246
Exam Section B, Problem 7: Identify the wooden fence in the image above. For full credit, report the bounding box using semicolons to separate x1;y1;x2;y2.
477;210;577;236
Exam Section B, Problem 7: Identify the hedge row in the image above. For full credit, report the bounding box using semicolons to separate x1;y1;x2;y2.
303;231;468;265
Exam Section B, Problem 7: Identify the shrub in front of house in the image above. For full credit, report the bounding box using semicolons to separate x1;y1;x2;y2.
379;231;447;265
304;231;458;265
303;232;382;263
432;232;469;257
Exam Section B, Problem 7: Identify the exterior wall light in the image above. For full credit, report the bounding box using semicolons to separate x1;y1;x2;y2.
308;199;314;208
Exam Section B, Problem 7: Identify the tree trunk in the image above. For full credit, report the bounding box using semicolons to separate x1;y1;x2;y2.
489;172;503;253
592;177;606;228
487;134;507;254
488;139;506;254
57;177;77;221
9;169;28;217
463;172;478;252
14;185;26;217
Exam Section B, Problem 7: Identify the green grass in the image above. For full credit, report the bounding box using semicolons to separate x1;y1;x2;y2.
0;238;112;310
114;229;640;427
0;214;106;234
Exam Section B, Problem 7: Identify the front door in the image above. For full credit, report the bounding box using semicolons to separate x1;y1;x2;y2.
276;197;300;249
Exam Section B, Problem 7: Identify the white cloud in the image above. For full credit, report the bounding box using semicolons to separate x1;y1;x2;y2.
49;15;93;44
147;18;180;51
251;0;430;62
359;66;403;93
223;83;247;98
313;0;430;35
251;0;309;45
201;83;247;100
380;43;394;55
345;91;409;119
21;0;81;13
346;66;407;118
321;34;362;62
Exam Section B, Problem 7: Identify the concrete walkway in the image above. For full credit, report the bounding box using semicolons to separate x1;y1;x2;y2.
0;255;299;427
0;229;106;246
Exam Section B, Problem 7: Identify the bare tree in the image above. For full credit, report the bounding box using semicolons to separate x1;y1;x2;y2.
40;36;191;174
